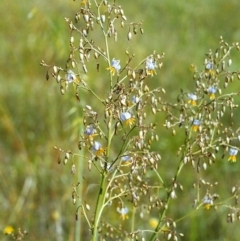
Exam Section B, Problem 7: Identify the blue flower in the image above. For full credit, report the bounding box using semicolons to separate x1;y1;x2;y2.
205;62;214;70
187;94;197;106
192;119;201;132
107;58;121;76
131;95;140;104
121;155;132;164
228;148;238;162
203;195;213;209
85;125;97;140
145;58;157;77
65;70;78;84
92;141;104;156
208;86;217;100
120;112;135;126
117;207;129;220
205;62;215;75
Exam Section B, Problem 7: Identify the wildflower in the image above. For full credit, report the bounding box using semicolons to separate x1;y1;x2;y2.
117;207;129;220
65;70;79;84
187;93;197;106
3;226;14;235
145;58;157;77
92;141;105;156
203;195;213;209
121;155;132;164
81;0;87;4
120;112;135;127
192;119;201;132
149;218;158;228
107;58;121;76
85;125;97;140
208;86;217;100
205;62;214;70
205;62;215;75
131;95;140;104
228;148;238;162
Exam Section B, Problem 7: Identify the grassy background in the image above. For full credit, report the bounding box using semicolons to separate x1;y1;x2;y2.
1;0;240;240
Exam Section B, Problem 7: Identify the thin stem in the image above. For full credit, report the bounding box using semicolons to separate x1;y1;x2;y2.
149;149;187;241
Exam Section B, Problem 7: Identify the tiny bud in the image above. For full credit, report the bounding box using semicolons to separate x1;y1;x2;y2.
127;31;132;40
57;157;61;164
101;15;106;23
71;164;76;174
84;14;89;22
144;85;149;92
86;203;91;211
228;59;232;66
71;61;76;69
53;66;58;74
63;158;68;165
151;107;156;115
82;64;88;73
60;86;65;95
122;15;127;21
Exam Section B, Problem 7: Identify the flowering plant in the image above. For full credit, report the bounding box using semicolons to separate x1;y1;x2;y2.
41;1;240;240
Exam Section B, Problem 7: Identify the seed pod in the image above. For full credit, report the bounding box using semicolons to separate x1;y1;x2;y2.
71;61;76;69
53;66;58;74
63;158;68;165
71;164;76;174
101;15;106;23
221;60;225;71
127;31;132;40
228;59;232;66
151;107;156;115
83;14;89;22
86;203;90;211
60;86;65;95
122;15;127;21
57;156;61;164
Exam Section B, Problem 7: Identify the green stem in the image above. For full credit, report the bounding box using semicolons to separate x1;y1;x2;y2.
149;152;186;241
91;172;107;241
75;102;84;241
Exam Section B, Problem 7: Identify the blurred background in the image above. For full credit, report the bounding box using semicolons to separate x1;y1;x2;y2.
1;0;240;240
